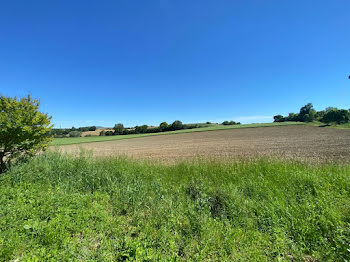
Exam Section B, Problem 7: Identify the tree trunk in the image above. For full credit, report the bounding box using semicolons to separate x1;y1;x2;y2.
0;154;6;173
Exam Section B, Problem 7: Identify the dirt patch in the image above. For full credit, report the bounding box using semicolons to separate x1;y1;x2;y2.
53;126;350;163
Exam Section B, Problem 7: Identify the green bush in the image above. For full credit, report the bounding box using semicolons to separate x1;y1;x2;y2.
273;115;285;122
0;95;52;172
68;131;82;137
159;122;169;132
171;120;183;131
322;109;350;124
222;120;237;125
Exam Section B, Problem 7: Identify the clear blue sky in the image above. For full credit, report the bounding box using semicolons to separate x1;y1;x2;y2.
1;0;349;128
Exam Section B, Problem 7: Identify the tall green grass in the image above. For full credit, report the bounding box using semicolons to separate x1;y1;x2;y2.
51;122;303;146
1;152;349;261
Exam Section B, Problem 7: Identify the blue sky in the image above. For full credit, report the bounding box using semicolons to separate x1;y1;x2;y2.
1;0;349;128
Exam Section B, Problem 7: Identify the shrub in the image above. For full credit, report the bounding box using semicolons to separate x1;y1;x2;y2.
89;126;97;131
0;95;52;172
68;131;82;137
183;124;199;129
273;115;285;122
222;121;237;125
105;131;114;136
171;120;183;131
159;122;169;132
322;109;350;124
134;125;148;134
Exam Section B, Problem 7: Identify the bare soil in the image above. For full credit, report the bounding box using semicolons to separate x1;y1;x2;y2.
54;126;350;163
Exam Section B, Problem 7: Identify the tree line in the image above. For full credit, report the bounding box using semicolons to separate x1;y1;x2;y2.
100;120;240;136
274;103;350;124
50;126;97;138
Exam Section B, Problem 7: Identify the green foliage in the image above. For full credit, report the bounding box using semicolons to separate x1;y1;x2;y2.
105;131;114;136
273;115;285;122
159;122;169;132
171;120;183;130
88;126;96;131
0;95;52;172
222;120;239;125
113;123;124;135
322;109;350;124
68;131;82;138
0;152;349;260
298;103;316;122
135;125;148;134
275;103;350;125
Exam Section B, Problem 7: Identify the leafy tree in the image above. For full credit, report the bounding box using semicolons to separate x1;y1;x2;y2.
222;120;237;125
315;110;326;121
113;123;124;135
135;125;148;134
273;115;285;122
0;95;53;173
322;109;350;124
284;113;298;121
159;122;169;132
105;131;114;136
298;103;316;122
171;120;183;131
89;126;96;131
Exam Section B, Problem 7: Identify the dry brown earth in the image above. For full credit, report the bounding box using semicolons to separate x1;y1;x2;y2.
54;126;350;163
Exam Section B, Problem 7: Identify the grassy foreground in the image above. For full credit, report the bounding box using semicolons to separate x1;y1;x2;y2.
51;122;303;146
1;153;349;261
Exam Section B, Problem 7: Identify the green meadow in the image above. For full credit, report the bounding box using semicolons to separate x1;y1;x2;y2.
1;152;349;261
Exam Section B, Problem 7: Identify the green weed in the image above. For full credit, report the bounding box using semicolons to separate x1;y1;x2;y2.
0;152;349;261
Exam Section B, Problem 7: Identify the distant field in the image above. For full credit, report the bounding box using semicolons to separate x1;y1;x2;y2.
54;125;350;163
51;122;303;146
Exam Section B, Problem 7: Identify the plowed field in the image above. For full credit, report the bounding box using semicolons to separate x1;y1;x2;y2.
54;126;350;163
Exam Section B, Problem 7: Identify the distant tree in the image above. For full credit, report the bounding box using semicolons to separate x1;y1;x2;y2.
135;125;148;134
69;131;82;137
99;130;106;136
322;109;350;124
171;120;183;131
159;122;169;132
273;115;285;122
222;120;237;125
325;107;337;112
78;127;89;132
113;123;124;135
105;131;114;136
89;126;97;131
0;95;53;173
298;103;316;122
315;110;326;121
